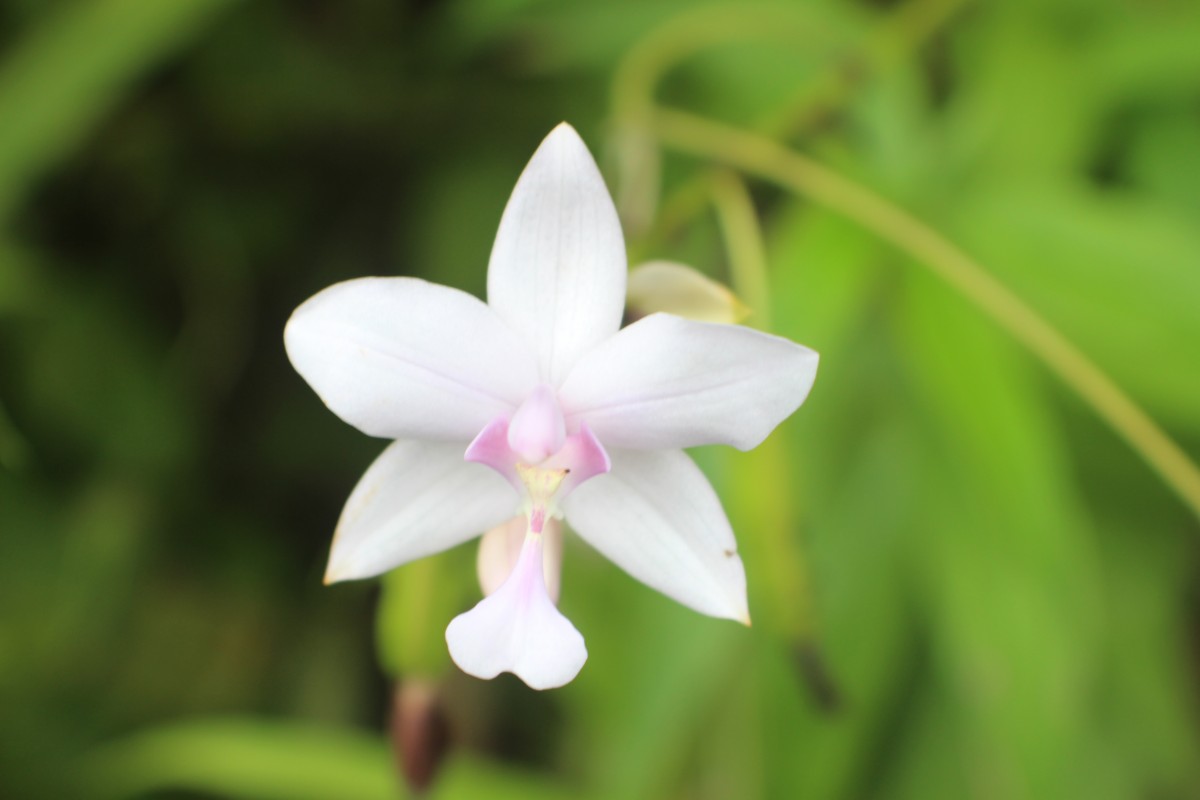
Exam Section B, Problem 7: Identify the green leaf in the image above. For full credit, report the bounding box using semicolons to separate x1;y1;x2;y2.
435;755;584;800
0;0;242;222
376;549;477;679
82;718;402;800
953;180;1200;429
897;266;1105;798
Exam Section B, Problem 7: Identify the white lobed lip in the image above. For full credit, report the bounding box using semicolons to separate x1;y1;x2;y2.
447;526;587;690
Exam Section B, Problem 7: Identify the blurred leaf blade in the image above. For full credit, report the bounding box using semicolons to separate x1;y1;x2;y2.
0;0;242;223
1;0;1199;797
82;718;403;800
897;266;1107;798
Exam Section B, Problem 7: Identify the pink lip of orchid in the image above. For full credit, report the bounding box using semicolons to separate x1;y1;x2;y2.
284;123;819;690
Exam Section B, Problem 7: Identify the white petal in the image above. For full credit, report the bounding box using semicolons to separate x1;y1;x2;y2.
448;531;586;690
286;277;538;441
559;313;818;451
562;448;749;623
477;516;563;603
325;440;518;582
487;123;627;385
626;260;749;324
464;416;522;491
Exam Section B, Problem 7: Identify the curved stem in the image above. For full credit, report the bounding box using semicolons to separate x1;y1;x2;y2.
710;173;819;642
612;5;823;124
617;0;966;249
710;172;771;329
611;5;832;233
653;107;1200;519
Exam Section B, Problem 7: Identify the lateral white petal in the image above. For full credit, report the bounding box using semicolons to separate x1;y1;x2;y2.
562;448;749;623
559;313;818;451
487;123;627;385
285;277;538;441
325;440;518;582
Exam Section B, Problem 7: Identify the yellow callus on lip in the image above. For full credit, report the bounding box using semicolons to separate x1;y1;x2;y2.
516;463;569;533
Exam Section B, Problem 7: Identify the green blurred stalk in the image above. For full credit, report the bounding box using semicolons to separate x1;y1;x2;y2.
376;554;464;680
710;172;771;329
613;0;968;250
610;3;829;233
653;107;1200;521
709;171;816;644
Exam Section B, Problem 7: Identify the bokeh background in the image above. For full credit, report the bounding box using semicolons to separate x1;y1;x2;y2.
2;0;1199;797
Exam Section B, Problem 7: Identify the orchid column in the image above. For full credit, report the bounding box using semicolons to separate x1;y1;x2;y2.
285;123;818;689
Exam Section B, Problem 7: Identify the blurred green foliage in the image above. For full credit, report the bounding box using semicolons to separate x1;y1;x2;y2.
1;0;1198;798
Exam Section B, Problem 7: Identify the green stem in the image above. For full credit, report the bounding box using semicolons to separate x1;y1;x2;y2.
710;172;771;329
611;4;832;234
612;5;831;123
710;173;816;640
654;107;1200;520
616;0;967;250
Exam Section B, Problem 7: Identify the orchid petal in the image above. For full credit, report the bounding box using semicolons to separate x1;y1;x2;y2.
544;422;610;498
447;531;587;689
487;123;627;385
477;516;563;603
286;277;538;441
465;417;521;491
562;448;750;623
559;313;818;451
325;440;518;583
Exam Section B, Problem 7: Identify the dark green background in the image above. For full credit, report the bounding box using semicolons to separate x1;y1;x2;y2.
1;0;1198;797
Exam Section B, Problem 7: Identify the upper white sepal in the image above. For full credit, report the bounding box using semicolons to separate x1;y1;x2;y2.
487;123;627;385
446;531;586;690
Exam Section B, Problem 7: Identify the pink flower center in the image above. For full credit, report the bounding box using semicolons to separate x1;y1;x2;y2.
506;384;566;463
465;387;612;525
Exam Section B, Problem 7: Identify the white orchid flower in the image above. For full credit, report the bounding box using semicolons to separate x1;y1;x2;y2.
285;123;818;690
